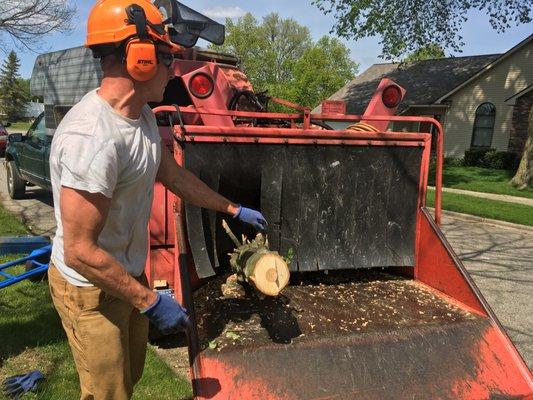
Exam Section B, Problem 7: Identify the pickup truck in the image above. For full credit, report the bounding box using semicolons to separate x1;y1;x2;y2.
5;112;51;199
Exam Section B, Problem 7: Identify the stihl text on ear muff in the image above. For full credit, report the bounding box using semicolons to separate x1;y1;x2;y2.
125;4;157;81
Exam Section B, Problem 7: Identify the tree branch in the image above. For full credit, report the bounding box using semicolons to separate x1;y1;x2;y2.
0;0;76;52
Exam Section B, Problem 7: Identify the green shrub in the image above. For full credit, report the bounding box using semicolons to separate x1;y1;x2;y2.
444;156;463;167
463;148;495;167
462;148;517;170
482;151;517;170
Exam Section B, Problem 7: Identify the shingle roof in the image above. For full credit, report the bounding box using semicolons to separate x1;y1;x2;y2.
316;54;501;114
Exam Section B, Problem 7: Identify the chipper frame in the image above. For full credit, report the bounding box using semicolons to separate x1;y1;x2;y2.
147;60;533;399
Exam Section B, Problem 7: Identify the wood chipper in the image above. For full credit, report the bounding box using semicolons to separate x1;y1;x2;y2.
29;1;532;398
149;78;533;400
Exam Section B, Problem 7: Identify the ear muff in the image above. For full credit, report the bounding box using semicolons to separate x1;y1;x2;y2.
125;38;157;81
124;4;157;81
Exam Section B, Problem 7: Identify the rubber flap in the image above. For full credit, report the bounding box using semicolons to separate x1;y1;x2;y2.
184;143;422;277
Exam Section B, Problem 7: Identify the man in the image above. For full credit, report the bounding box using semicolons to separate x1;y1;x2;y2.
47;1;267;399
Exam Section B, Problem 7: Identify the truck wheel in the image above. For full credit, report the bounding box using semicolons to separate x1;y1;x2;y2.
6;161;26;199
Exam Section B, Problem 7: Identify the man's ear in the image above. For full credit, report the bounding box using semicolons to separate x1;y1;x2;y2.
100;53;127;77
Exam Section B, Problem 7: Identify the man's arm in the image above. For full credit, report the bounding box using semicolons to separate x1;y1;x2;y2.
60;187;156;309
156;147;240;215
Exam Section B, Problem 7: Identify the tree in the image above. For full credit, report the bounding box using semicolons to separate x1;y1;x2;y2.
261;13;313;83
213;13;312;96
211;13;357;108
289;36;358;107
17;78;31;100
213;14;268;89
312;0;532;60
403;43;445;63
0;51;29;120
511;109;532;189
0;0;76;52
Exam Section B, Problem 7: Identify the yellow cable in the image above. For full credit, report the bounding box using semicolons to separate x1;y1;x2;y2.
346;122;379;132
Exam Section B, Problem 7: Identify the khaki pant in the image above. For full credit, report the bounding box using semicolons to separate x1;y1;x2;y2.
48;263;149;400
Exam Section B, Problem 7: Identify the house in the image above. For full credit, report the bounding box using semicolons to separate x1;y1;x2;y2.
317;35;532;157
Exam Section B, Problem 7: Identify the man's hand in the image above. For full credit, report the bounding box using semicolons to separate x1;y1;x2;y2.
142;292;190;334
234;206;268;231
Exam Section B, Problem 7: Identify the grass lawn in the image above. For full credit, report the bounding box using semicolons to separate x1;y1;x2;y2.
0;206;29;236
6;121;31;132
0;208;192;399
427;189;533;226
428;165;533;199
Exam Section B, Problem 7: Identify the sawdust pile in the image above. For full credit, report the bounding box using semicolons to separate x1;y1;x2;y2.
193;270;476;352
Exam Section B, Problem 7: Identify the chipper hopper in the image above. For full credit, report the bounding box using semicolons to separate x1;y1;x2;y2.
29;1;532;397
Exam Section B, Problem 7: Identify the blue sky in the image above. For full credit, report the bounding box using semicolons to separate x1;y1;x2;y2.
5;0;533;79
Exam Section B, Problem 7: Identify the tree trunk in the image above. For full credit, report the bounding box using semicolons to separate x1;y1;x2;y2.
511;106;533;189
223;220;290;296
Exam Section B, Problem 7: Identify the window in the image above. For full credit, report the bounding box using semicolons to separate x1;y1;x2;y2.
27;114;46;144
471;102;496;148
53;105;72;126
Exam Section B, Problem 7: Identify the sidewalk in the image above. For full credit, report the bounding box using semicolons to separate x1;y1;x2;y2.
428;186;533;207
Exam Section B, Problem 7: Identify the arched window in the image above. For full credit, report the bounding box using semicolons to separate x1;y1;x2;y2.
471;102;496;148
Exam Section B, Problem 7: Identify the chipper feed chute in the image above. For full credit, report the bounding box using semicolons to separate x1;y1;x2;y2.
148;104;533;399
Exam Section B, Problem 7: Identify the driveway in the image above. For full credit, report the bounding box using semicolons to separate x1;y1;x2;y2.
0;159;531;370
439;214;532;369
0;162;55;237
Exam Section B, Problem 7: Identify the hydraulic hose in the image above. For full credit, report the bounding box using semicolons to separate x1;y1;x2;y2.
228;90;266;112
346;122;380;132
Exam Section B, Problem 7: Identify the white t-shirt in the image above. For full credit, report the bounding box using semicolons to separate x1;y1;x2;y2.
50;89;161;286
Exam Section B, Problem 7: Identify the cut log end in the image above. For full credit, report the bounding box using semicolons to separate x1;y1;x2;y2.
250;253;290;296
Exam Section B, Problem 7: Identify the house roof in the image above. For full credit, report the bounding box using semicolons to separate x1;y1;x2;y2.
437;34;532;102
316;54;501;114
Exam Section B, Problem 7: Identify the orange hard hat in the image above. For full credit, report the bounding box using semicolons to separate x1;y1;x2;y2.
85;0;181;53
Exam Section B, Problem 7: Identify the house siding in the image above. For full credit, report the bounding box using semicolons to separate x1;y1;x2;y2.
442;40;533;156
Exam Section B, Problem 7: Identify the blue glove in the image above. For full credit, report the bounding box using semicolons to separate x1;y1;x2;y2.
142;292;190;335
234;206;268;231
2;370;44;399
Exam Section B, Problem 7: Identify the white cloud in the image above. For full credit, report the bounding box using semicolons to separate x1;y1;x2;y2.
202;6;246;20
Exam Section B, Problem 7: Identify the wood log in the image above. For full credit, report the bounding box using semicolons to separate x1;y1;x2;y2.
222;220;290;296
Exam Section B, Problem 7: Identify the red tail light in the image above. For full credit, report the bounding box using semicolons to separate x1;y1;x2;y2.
189;73;214;98
382;85;402;108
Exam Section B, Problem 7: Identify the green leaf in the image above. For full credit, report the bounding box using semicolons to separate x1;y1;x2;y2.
311;0;532;59
403;43;445;63
285;247;295;265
